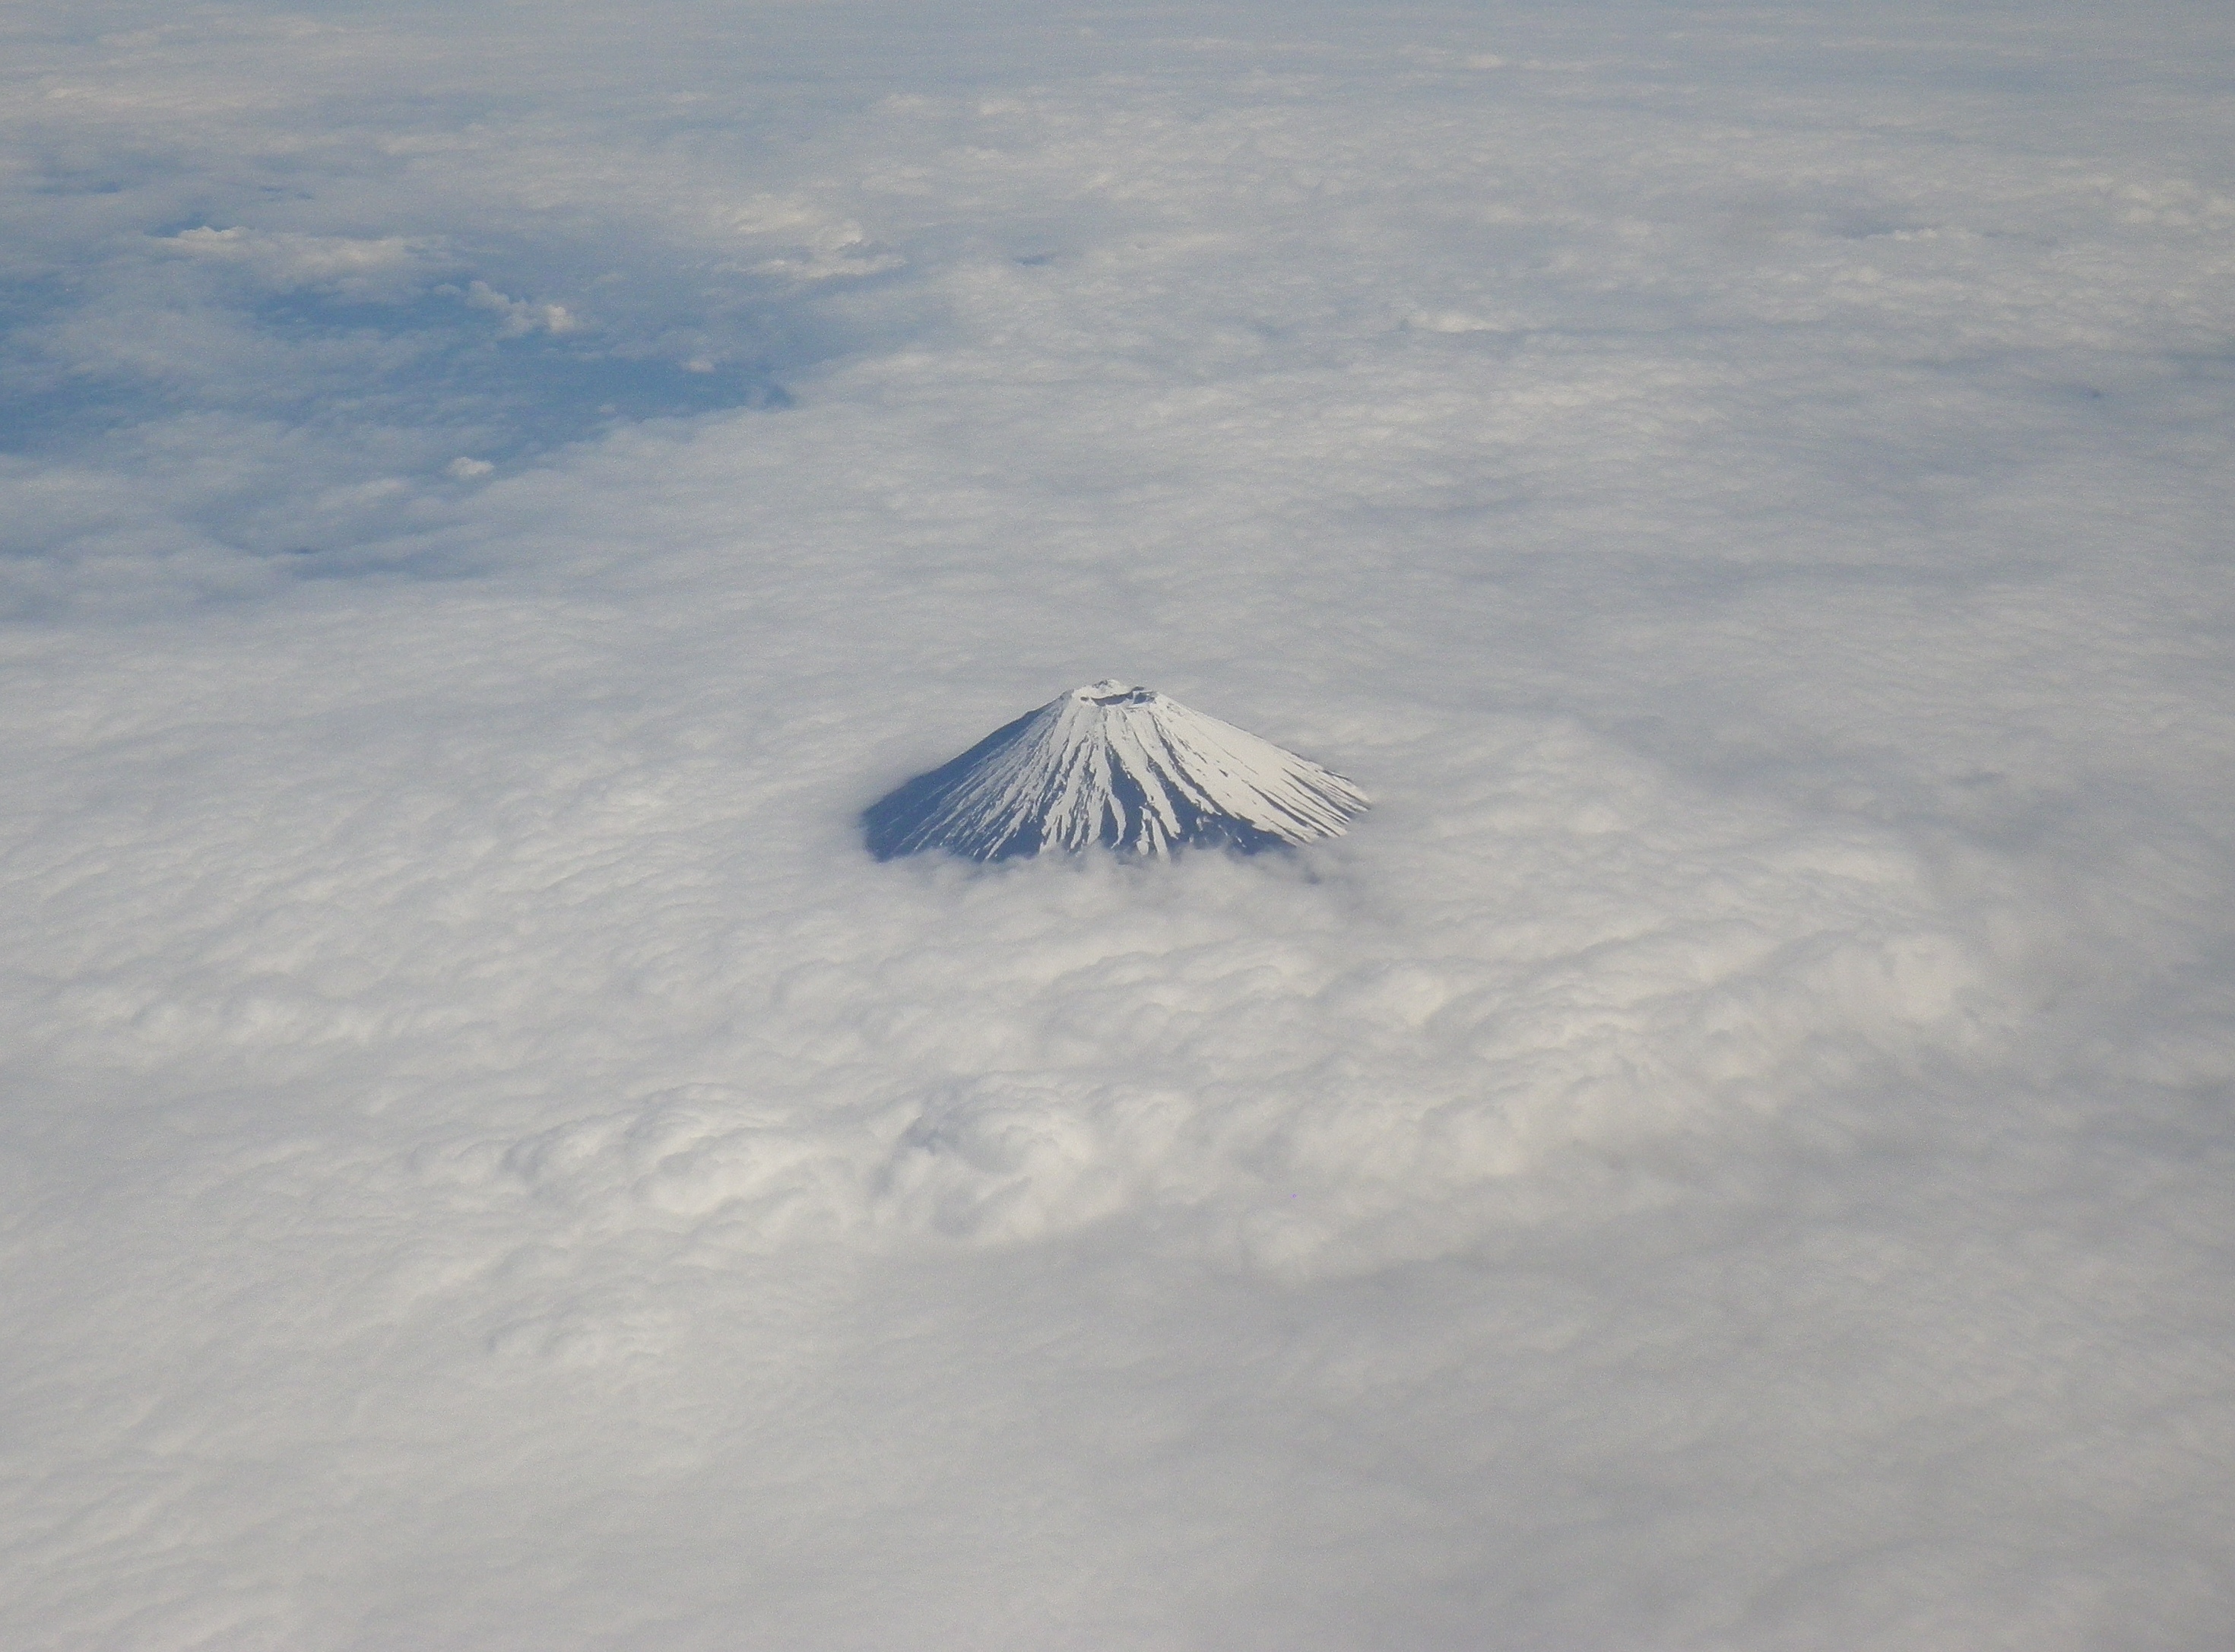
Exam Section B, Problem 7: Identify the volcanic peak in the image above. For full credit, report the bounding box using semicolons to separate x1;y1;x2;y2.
864;680;1369;862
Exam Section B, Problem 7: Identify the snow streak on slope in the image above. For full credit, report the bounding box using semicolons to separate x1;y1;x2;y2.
864;680;1368;859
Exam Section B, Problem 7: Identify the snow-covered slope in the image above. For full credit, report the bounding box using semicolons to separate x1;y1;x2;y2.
864;680;1368;860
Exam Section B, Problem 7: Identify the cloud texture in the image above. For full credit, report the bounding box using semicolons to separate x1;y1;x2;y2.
2;2;2232;1647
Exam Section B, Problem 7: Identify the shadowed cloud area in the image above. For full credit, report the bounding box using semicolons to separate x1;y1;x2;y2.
1;2;2232;1648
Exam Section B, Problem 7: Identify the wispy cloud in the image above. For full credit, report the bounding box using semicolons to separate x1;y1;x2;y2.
158;225;445;300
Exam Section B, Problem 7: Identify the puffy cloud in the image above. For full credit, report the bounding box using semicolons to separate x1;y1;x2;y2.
724;195;905;282
458;277;585;336
2;2;2232;1647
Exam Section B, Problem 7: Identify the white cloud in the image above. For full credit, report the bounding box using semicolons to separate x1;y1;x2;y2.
459;277;584;336
2;2;2232;1647
718;196;905;281
159;225;440;300
1403;309;1509;334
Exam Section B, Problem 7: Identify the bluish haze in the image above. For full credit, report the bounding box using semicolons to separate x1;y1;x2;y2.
3;3;2231;1647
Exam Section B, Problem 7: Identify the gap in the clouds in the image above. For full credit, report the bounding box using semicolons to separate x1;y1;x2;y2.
0;235;915;604
0;282;804;464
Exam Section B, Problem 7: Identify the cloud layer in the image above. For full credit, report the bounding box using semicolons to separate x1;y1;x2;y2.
2;2;2232;1647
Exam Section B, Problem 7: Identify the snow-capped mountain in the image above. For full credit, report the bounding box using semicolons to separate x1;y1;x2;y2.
864;680;1369;861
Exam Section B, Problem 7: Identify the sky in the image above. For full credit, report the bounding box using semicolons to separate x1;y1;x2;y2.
2;2;2232;1647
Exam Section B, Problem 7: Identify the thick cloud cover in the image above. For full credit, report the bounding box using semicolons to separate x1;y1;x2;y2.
3;2;2232;1647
